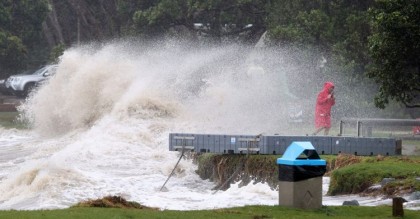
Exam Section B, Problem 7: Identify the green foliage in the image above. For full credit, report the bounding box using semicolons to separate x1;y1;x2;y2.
267;1;310;46
367;0;420;109
269;7;332;49
268;0;373;71
49;43;66;63
195;153;217;179
0;32;27;72
7;0;49;44
116;0;158;35
268;2;369;80
265;0;419;116
297;10;332;46
0;0;418;113
131;0;190;38
130;0;268;43
0;0;49;75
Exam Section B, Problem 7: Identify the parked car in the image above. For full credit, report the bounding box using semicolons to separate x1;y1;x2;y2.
6;65;58;97
1;70;34;95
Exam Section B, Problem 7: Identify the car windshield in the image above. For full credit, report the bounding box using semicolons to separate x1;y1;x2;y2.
33;66;48;76
32;65;57;76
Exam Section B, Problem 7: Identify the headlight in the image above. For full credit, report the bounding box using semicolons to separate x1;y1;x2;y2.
14;77;22;83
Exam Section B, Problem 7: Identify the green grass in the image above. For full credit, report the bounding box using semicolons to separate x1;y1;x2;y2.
0;205;418;219
329;156;420;195
0;112;26;129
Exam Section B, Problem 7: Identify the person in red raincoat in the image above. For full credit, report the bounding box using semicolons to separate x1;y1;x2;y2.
313;81;335;135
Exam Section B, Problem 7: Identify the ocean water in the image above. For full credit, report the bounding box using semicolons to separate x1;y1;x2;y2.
0;41;418;210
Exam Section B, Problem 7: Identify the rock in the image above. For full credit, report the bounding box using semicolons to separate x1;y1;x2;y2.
342;200;359;206
381;178;395;186
409;191;420;201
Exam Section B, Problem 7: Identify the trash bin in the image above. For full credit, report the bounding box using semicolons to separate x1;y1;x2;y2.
277;141;326;209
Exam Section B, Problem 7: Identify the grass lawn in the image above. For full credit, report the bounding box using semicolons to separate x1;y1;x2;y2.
0;205;419;219
328;156;420;195
0;112;26;129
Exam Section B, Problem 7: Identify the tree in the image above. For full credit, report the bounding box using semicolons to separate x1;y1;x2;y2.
116;0;157;35
0;32;26;72
266;1;373;92
267;0;373;72
129;0;268;44
0;0;49;76
368;0;420;109
267;1;333;49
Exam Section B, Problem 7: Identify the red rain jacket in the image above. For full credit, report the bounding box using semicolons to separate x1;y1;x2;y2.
315;82;335;128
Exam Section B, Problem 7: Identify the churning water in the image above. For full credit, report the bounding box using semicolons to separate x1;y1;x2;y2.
0;41;418;210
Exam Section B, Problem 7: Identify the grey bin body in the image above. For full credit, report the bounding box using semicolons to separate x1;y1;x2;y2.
277;141;326;209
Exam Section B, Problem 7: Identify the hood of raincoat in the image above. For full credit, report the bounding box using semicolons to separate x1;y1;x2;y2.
323;81;334;92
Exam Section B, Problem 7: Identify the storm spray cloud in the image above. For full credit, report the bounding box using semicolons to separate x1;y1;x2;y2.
19;40;321;137
1;39;401;210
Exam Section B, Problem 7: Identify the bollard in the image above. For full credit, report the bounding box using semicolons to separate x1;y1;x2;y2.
392;197;407;217
277;141;326;209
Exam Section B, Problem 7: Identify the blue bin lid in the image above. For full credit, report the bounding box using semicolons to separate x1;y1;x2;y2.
277;141;326;166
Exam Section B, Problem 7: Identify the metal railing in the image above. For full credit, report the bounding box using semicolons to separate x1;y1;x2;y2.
339;118;420;137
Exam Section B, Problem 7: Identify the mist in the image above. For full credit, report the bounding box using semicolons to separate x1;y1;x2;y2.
0;39;411;210
16;40;304;136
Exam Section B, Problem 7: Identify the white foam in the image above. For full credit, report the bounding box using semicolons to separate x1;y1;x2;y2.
0;41;417;211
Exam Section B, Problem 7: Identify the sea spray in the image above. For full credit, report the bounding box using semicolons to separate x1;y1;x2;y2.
19;40;306;137
1;39;400;210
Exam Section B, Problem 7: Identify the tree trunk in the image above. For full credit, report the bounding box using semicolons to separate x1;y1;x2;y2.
42;0;65;48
